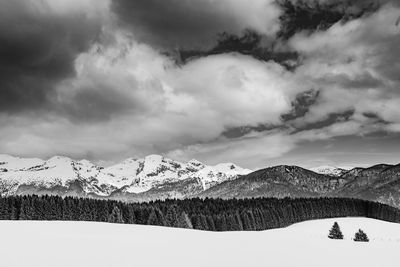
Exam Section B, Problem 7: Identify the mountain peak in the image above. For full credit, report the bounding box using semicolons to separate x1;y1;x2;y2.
212;163;251;174
121;158;138;164
77;159;95;166
144;154;164;163
187;159;204;168
47;156;73;163
309;166;347;177
0;154;17;161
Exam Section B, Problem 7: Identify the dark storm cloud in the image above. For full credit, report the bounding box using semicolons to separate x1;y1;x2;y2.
59;86;137;122
222;124;286;139
281;89;319;121
176;30;300;70
0;0;102;112
292;109;355;133
111;0;280;50
276;0;394;39
314;73;384;90
111;0;229;50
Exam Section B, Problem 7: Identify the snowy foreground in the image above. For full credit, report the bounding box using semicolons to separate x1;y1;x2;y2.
1;218;399;267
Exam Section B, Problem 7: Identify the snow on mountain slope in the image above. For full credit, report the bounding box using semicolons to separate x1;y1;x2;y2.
193;163;252;190
0;155;90;194
96;155;187;193
0;154;44;171
98;155;251;193
310;165;348;177
0;154;251;196
0;217;399;267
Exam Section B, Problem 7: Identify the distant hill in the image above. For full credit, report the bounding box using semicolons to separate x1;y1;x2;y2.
199;164;400;209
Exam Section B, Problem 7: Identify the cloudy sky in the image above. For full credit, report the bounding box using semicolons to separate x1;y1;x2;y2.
1;0;400;169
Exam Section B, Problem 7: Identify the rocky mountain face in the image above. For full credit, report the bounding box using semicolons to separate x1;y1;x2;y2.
0;154;251;200
199;164;400;209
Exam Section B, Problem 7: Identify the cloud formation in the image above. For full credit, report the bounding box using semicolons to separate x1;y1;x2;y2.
1;0;400;168
112;0;281;50
0;32;303;164
0;0;107;112
289;3;400;130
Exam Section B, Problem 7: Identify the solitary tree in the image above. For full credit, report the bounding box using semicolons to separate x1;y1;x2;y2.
328;222;344;239
353;229;369;242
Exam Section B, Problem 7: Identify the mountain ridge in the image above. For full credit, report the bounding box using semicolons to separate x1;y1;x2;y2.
2;154;400;209
198;163;400;209
0;154;251;198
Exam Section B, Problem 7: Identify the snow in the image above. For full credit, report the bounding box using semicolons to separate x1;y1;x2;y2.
0;154;251;195
187;159;204;168
0;155;80;190
0;217;398;267
0;154;44;171
194;163;252;189
310;165;348;177
97;158;142;188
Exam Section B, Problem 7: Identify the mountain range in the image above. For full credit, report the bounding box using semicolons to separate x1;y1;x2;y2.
0;154;251;201
1;154;400;209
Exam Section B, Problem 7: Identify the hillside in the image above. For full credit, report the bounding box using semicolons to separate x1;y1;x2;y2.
335;164;400;208
198;165;347;199
200;164;400;209
0;218;398;267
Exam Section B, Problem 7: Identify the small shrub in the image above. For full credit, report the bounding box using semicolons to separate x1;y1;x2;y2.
353;229;369;242
328;222;344;239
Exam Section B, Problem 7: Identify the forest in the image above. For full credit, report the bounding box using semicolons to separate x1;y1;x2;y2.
1;195;400;231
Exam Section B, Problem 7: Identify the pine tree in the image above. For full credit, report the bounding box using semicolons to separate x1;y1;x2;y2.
176;212;193;229
165;206;179;227
353;229;369;242
108;206;124;224
19;200;32;220
126;206;136;224
147;209;158;225
206;215;216;231
147;208;165;226
328;222;344;239
241;211;251;230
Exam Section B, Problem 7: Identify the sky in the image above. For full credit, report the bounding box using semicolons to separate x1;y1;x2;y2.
1;0;400;169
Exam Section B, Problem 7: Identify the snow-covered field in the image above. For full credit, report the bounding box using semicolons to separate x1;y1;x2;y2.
1;218;399;267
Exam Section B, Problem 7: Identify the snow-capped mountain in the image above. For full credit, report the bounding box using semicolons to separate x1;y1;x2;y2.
309;166;348;177
0;154;251;198
0;155;107;196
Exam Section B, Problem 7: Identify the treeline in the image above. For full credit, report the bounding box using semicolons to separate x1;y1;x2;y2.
0;195;400;231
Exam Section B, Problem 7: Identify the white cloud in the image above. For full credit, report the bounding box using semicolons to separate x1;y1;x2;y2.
288;3;400;133
165;53;298;127
0;29;305;165
167;130;297;168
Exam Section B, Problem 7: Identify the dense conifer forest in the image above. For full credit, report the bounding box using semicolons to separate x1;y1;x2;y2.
0;195;400;231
